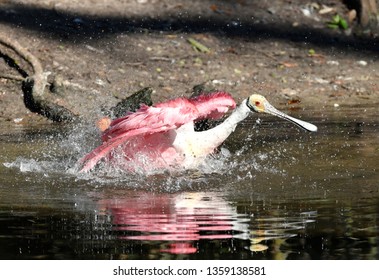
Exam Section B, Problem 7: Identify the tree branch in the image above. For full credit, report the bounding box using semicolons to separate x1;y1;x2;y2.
0;33;78;122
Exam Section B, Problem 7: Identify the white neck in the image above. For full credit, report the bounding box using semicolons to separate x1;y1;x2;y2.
196;100;251;149
171;100;251;164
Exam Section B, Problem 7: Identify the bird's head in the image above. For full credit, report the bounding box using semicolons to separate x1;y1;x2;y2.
246;94;269;113
246;94;317;132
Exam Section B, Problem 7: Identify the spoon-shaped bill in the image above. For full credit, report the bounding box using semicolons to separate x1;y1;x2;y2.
264;103;318;132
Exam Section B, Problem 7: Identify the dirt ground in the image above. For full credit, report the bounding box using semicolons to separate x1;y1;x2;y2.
1;0;379;126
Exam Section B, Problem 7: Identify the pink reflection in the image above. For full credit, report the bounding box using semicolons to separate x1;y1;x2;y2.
98;192;243;254
160;243;198;254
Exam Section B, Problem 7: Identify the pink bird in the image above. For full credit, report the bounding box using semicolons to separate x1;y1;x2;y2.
79;92;317;173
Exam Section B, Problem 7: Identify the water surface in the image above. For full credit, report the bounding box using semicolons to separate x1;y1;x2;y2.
0;106;378;259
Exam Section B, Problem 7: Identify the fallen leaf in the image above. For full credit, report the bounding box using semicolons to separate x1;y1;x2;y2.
227;47;238;54
280;62;298;68
308;49;316;55
319;5;335;15
314;77;329;84
287;99;301;105
210;4;218;12
187;38;210;53
348;9;357;22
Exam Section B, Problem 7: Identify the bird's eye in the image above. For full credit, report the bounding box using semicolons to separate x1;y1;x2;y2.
255;101;261;106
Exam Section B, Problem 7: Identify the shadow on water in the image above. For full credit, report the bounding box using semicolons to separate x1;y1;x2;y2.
0;107;378;259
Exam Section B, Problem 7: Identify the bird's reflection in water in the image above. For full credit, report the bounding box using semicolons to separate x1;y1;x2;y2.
98;192;247;254
96;191;316;255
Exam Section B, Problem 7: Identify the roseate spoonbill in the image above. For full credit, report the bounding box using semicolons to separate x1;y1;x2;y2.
79;92;317;172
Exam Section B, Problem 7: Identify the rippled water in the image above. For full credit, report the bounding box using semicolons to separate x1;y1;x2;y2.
0;106;378;259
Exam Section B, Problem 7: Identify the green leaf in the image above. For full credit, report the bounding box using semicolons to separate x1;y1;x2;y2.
327;23;339;29
339;18;348;30
187;38;210;53
327;14;348;30
332;14;341;23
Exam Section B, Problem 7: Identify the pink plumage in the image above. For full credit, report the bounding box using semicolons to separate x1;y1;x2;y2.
79;92;236;172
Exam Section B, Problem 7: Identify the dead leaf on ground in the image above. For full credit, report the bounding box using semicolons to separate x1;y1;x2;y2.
287;99;301;105
280;62;298;68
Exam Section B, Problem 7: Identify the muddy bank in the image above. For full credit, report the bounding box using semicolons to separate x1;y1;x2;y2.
1;0;379;127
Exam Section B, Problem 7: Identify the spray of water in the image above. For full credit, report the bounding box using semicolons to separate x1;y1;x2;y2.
2;120;290;191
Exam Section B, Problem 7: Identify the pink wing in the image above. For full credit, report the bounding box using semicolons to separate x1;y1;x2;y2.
189;92;236;120
79;92;236;172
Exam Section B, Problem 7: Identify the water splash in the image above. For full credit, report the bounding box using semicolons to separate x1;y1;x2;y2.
4;157;55;174
2;120;290;192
